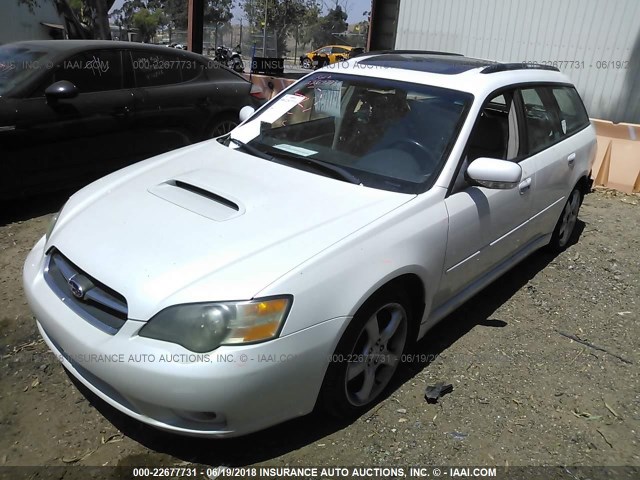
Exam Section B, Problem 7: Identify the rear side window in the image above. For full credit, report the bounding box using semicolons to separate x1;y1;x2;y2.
520;87;561;154
549;86;590;135
131;52;186;87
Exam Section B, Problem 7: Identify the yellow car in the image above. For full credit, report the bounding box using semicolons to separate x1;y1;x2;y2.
300;45;363;69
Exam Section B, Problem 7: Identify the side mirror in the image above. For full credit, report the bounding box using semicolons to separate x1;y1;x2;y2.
466;157;522;189
239;105;255;123
45;80;79;100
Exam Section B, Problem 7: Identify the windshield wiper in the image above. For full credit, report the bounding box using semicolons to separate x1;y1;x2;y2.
228;137;274;161
265;147;362;185
229;137;361;185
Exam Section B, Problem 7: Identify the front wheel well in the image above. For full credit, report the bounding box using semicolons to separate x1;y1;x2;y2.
360;274;426;341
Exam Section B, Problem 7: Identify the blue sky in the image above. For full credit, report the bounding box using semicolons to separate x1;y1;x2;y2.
110;0;371;23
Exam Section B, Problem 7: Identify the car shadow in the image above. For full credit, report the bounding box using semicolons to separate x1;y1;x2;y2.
67;222;585;467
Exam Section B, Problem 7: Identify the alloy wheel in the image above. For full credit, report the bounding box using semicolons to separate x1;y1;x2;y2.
558;189;581;247
344;302;408;406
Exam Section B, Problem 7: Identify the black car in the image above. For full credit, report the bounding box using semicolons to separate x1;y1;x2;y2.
0;40;260;200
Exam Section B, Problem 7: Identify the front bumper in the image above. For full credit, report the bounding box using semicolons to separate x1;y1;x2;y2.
23;237;349;437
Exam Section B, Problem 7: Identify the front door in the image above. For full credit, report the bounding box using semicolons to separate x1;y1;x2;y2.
439;90;537;301
7;49;136;197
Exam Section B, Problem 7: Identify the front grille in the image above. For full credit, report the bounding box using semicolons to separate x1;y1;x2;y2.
44;249;128;334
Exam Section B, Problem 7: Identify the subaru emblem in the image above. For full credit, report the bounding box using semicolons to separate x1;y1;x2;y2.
67;274;93;300
68;278;84;299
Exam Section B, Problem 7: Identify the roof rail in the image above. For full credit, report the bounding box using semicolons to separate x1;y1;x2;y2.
481;63;560;73
365;49;464;57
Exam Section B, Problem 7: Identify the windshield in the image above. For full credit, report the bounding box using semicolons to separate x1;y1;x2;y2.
230;72;473;193
0;45;52;96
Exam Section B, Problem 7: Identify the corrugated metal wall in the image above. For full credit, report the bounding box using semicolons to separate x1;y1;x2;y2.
392;0;640;124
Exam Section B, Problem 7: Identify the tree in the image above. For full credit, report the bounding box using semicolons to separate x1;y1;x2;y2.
160;0;232;31
66;0;115;39
295;3;321;51
243;0;319;57
204;0;234;48
310;5;348;48
111;0;163;42
349;19;369;47
18;0;114;39
163;0;188;30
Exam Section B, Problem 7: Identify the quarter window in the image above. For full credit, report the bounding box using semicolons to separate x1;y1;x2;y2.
550;87;590;135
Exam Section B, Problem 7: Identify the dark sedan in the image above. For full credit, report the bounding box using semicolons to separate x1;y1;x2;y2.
0;40;260;200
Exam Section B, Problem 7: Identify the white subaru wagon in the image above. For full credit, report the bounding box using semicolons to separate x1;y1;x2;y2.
23;52;596;437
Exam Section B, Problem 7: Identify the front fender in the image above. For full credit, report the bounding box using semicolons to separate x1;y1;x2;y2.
258;188;449;338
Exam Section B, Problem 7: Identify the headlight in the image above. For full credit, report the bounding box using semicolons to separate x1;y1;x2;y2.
138;296;292;352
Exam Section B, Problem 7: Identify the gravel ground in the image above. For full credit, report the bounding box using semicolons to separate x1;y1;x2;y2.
0;189;638;471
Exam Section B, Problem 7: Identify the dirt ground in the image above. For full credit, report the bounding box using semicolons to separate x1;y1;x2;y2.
0;189;638;471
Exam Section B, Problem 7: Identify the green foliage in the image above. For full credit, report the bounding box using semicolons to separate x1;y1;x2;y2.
162;0;188;30
243;0;319;56
114;0;232;42
310;5;348;48
204;0;233;25
296;4;321;48
113;0;166;41
131;8;163;42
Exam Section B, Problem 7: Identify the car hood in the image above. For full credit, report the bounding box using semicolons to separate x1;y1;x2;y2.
49;140;414;320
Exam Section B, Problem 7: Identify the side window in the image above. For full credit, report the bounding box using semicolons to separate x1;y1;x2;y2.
317;47;331;55
451;90;520;193
520;87;561;154
466;90;520;162
332;47;348;54
43;50;123;94
130;51;183;87
550;86;590;135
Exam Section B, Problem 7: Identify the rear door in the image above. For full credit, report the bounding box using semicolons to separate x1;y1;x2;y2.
128;50;248;158
527;85;593;234
9;49;136;196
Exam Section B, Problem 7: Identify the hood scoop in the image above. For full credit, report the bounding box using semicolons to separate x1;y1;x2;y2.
148;174;245;221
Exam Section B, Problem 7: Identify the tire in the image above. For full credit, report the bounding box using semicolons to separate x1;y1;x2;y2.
302;58;312;69
206;113;239;138
547;187;583;252
319;286;411;417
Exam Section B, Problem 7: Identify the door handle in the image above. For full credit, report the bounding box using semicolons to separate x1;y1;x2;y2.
567;152;576;167
518;177;532;195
